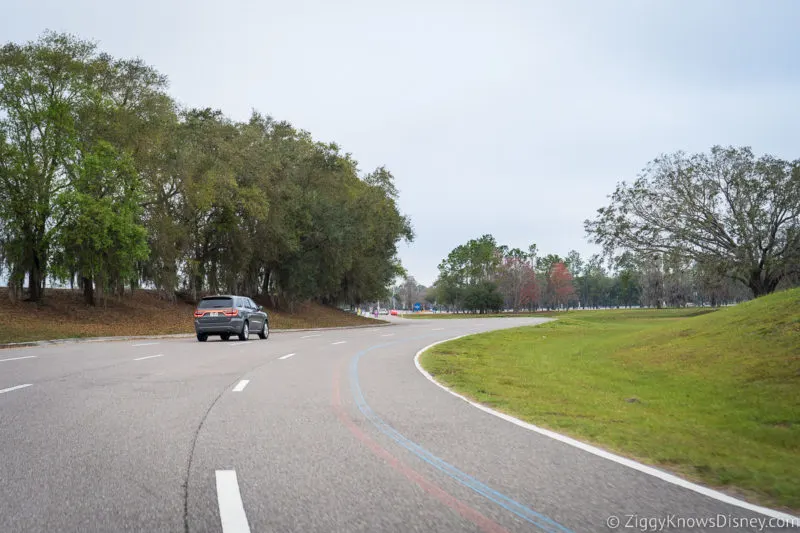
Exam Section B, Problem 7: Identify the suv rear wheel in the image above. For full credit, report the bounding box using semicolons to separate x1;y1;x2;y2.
238;321;249;341
197;333;208;342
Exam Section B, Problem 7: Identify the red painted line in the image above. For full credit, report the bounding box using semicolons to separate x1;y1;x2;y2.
332;363;510;533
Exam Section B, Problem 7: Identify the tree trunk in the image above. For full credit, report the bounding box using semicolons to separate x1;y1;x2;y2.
262;269;271;297
27;261;44;302
8;267;24;303
82;276;95;306
748;271;780;298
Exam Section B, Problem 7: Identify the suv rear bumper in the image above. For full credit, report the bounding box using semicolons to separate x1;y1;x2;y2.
194;317;244;335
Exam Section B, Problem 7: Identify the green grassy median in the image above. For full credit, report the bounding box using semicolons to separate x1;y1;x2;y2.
419;289;800;511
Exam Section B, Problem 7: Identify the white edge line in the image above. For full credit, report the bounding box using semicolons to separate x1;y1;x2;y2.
132;342;160;347
0;355;38;363
301;334;321;339
381;333;395;337
413;335;799;523
232;380;250;392
215;470;251;533
133;354;164;361
0;384;33;394
278;353;296;360
332;341;346;345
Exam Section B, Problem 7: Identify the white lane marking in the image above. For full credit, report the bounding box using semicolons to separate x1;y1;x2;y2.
132;342;160;347
413;334;800;523
0;384;32;395
301;334;321;339
232;380;250;392
278;353;296;360
432;328;444;331
0;355;37;363
332;341;347;345
381;333;395;337
215;470;251;533
133;354;164;361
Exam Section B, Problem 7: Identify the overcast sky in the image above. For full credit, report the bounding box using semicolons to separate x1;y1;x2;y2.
4;0;799;286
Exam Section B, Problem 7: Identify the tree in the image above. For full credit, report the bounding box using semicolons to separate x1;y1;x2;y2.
51;142;148;305
423;286;438;308
437;234;502;287
548;262;576;309
613;252;641;308
565;250;584;278
585;146;800;297
397;275;426;310
463;281;504;314
0;32;98;301
497;248;534;311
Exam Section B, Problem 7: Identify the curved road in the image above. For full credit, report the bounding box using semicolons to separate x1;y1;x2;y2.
0;317;796;533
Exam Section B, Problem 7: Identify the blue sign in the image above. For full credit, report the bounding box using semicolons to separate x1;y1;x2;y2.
413;302;422;311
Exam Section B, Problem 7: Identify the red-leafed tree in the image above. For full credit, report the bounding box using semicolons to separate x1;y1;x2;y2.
549;262;576;309
498;255;536;311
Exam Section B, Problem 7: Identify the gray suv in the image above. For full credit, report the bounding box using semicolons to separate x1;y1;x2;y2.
193;295;269;342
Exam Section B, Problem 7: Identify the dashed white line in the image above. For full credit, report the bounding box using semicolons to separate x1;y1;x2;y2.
132;342;160;347
133;354;164;361
216;470;251;533
432;328;445;331
381;333;395;337
332;341;347;345
278;353;296;360
0;355;37;363
232;380;250;392
0;384;32;395
301;334;321;339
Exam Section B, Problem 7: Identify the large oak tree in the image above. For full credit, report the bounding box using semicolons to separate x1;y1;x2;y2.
585;146;800;297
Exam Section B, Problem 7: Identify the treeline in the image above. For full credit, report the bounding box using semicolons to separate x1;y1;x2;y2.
426;235;578;313
425;235;759;313
0;32;412;307
428;144;799;313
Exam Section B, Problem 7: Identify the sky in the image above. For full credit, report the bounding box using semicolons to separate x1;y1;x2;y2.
3;0;799;286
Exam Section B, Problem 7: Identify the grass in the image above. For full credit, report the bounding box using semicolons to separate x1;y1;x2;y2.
419;289;800;512
404;312;555;319
0;288;385;344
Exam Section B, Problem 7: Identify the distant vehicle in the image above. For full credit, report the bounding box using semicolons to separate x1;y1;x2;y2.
378;308;389;315
390;309;399;316
193;295;269;342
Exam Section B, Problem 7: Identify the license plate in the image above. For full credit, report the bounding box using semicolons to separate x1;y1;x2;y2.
210;312;221;317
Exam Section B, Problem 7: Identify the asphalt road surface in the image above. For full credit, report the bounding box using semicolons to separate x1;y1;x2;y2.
1;316;797;533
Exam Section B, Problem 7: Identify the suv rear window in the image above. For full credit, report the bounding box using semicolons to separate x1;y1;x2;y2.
198;297;233;309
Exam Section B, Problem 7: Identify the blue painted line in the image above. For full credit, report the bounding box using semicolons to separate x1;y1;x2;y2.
349;338;573;533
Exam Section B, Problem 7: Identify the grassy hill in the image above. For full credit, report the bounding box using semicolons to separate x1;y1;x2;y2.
0;288;385;344
420;288;800;511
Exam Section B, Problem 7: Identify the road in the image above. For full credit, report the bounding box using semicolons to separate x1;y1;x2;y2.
0;316;796;533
